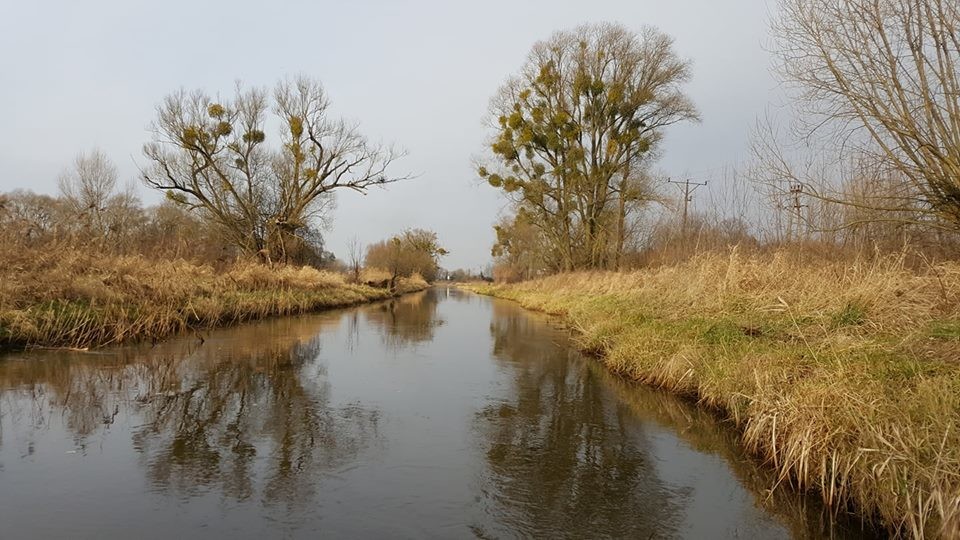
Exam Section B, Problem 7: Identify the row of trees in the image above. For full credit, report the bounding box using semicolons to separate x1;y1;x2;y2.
2;76;450;280
483;6;960;280
0;151;235;262
0;149;336;266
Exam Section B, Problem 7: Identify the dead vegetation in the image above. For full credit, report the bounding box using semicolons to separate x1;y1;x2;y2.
0;245;427;349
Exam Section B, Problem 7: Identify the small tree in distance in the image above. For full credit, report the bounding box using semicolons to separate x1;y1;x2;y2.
365;229;447;289
347;235;363;283
58;148;119;234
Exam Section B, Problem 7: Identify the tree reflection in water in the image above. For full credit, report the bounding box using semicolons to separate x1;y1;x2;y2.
0;314;380;510
0;289;872;538
362;289;443;350
474;300;875;540
473;301;682;538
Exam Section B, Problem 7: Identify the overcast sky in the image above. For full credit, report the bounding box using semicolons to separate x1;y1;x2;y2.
0;0;779;270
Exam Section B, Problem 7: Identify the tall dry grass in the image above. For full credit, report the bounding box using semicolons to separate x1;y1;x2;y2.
0;245;428;349
469;249;960;538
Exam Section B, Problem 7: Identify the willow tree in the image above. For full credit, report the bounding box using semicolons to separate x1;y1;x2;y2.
479;23;698;271
142;77;404;262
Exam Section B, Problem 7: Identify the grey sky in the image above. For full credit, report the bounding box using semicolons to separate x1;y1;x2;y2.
0;0;778;271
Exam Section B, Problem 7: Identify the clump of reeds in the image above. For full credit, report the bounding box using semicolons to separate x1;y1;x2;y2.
0;245;427;349
469;249;960;538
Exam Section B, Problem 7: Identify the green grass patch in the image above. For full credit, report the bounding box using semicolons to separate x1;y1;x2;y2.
832;301;868;328
928;319;960;340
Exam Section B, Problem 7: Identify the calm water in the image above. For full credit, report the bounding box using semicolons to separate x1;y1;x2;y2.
0;288;875;539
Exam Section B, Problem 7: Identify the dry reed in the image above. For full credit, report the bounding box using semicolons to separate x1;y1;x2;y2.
0;246;428;349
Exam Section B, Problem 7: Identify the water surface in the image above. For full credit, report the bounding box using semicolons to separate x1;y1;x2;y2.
0;288;875;538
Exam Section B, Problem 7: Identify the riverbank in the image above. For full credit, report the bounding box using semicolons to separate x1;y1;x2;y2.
0;247;428;349
465;251;960;538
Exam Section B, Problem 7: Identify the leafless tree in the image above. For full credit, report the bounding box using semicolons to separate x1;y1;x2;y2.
346;235;363;283
142;76;407;263
767;0;960;230
0;190;68;244
58;149;119;233
750;114;946;250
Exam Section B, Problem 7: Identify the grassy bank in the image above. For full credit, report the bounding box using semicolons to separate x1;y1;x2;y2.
467;251;960;538
0;247;427;349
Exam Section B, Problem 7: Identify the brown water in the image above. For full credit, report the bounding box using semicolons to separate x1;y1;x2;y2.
0;288;878;539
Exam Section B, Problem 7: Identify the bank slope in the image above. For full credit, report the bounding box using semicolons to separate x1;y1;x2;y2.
0;248;427;349
468;252;960;539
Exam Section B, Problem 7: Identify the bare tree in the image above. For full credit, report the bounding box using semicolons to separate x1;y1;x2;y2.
142;76;406;263
750;113;946;251
346;235;363;283
58;149;118;233
769;0;960;229
0;190;69;244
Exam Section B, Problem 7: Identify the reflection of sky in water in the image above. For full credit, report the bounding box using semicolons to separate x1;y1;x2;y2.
0;288;875;539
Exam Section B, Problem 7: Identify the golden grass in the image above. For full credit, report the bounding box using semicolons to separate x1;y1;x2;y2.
467;249;960;539
359;266;392;284
0;246;428;349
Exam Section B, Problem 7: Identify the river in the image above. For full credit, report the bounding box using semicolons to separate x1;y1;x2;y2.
0;288;877;539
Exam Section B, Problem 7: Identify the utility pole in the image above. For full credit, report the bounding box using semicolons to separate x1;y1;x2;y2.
785;183;808;242
668;178;707;238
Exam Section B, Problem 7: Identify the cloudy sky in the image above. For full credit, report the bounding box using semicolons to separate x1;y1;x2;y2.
0;0;779;270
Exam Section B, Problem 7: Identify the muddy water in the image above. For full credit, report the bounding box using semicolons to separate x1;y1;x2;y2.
0;288;876;539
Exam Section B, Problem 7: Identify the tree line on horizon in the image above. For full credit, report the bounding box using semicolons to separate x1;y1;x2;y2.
0;76;446;285
3;0;960;283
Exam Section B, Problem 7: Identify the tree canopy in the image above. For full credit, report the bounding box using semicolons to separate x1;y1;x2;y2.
142;76;405;263
365;229;447;286
479;23;698;271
